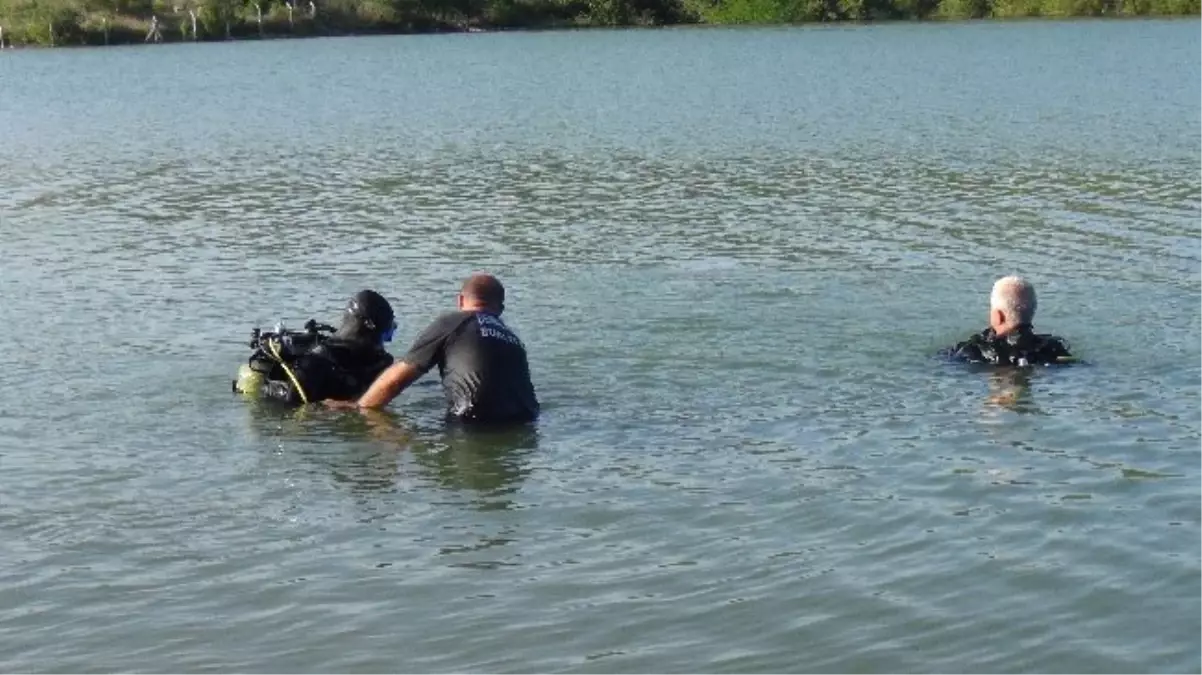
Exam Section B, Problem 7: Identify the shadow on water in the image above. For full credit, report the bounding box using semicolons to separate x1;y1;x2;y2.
974;353;1095;416
984;368;1041;415
936;349;1089;417
406;422;539;506
241;399;538;507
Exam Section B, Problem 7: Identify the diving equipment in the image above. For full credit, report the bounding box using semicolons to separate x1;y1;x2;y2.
232;319;336;399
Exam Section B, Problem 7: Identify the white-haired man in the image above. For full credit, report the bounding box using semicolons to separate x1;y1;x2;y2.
944;275;1073;366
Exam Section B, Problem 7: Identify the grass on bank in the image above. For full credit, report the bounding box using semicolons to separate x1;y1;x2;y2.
0;0;1196;46
692;0;1196;21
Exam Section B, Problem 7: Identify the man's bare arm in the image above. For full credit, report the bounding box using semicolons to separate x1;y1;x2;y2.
356;361;423;409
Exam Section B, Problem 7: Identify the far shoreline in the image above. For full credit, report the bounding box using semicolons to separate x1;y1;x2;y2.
0;9;1195;50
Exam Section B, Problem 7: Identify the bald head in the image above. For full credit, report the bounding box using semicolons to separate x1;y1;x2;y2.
459;273;506;314
990;275;1037;335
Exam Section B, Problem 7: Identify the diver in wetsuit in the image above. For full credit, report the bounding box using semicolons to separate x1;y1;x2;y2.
329;274;540;425
943;275;1073;367
244;290;397;405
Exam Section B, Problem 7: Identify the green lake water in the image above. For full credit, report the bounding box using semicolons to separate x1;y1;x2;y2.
0;19;1199;673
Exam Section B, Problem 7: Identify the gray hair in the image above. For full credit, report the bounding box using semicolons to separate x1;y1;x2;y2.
990;275;1037;325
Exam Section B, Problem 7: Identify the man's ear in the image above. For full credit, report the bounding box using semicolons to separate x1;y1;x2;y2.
993;308;1006;326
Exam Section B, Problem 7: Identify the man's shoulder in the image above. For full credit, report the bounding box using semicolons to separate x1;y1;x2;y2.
404;312;476;362
939;328;994;363
419;310;477;337
1029;332;1073;361
1032;331;1069;346
427;310;474;325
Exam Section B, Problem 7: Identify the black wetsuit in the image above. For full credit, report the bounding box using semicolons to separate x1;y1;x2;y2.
943;325;1072;367
263;337;394;405
403;310;539;424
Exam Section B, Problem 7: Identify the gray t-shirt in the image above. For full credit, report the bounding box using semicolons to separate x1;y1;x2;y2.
403;310;539;423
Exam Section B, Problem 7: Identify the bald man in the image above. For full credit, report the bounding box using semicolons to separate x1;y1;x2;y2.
943;275;1074;366
337;274;539;424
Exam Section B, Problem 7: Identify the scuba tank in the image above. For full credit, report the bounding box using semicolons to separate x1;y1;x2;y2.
232;319;336;398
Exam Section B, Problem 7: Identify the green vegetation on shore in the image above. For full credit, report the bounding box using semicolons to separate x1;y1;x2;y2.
0;0;1196;47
